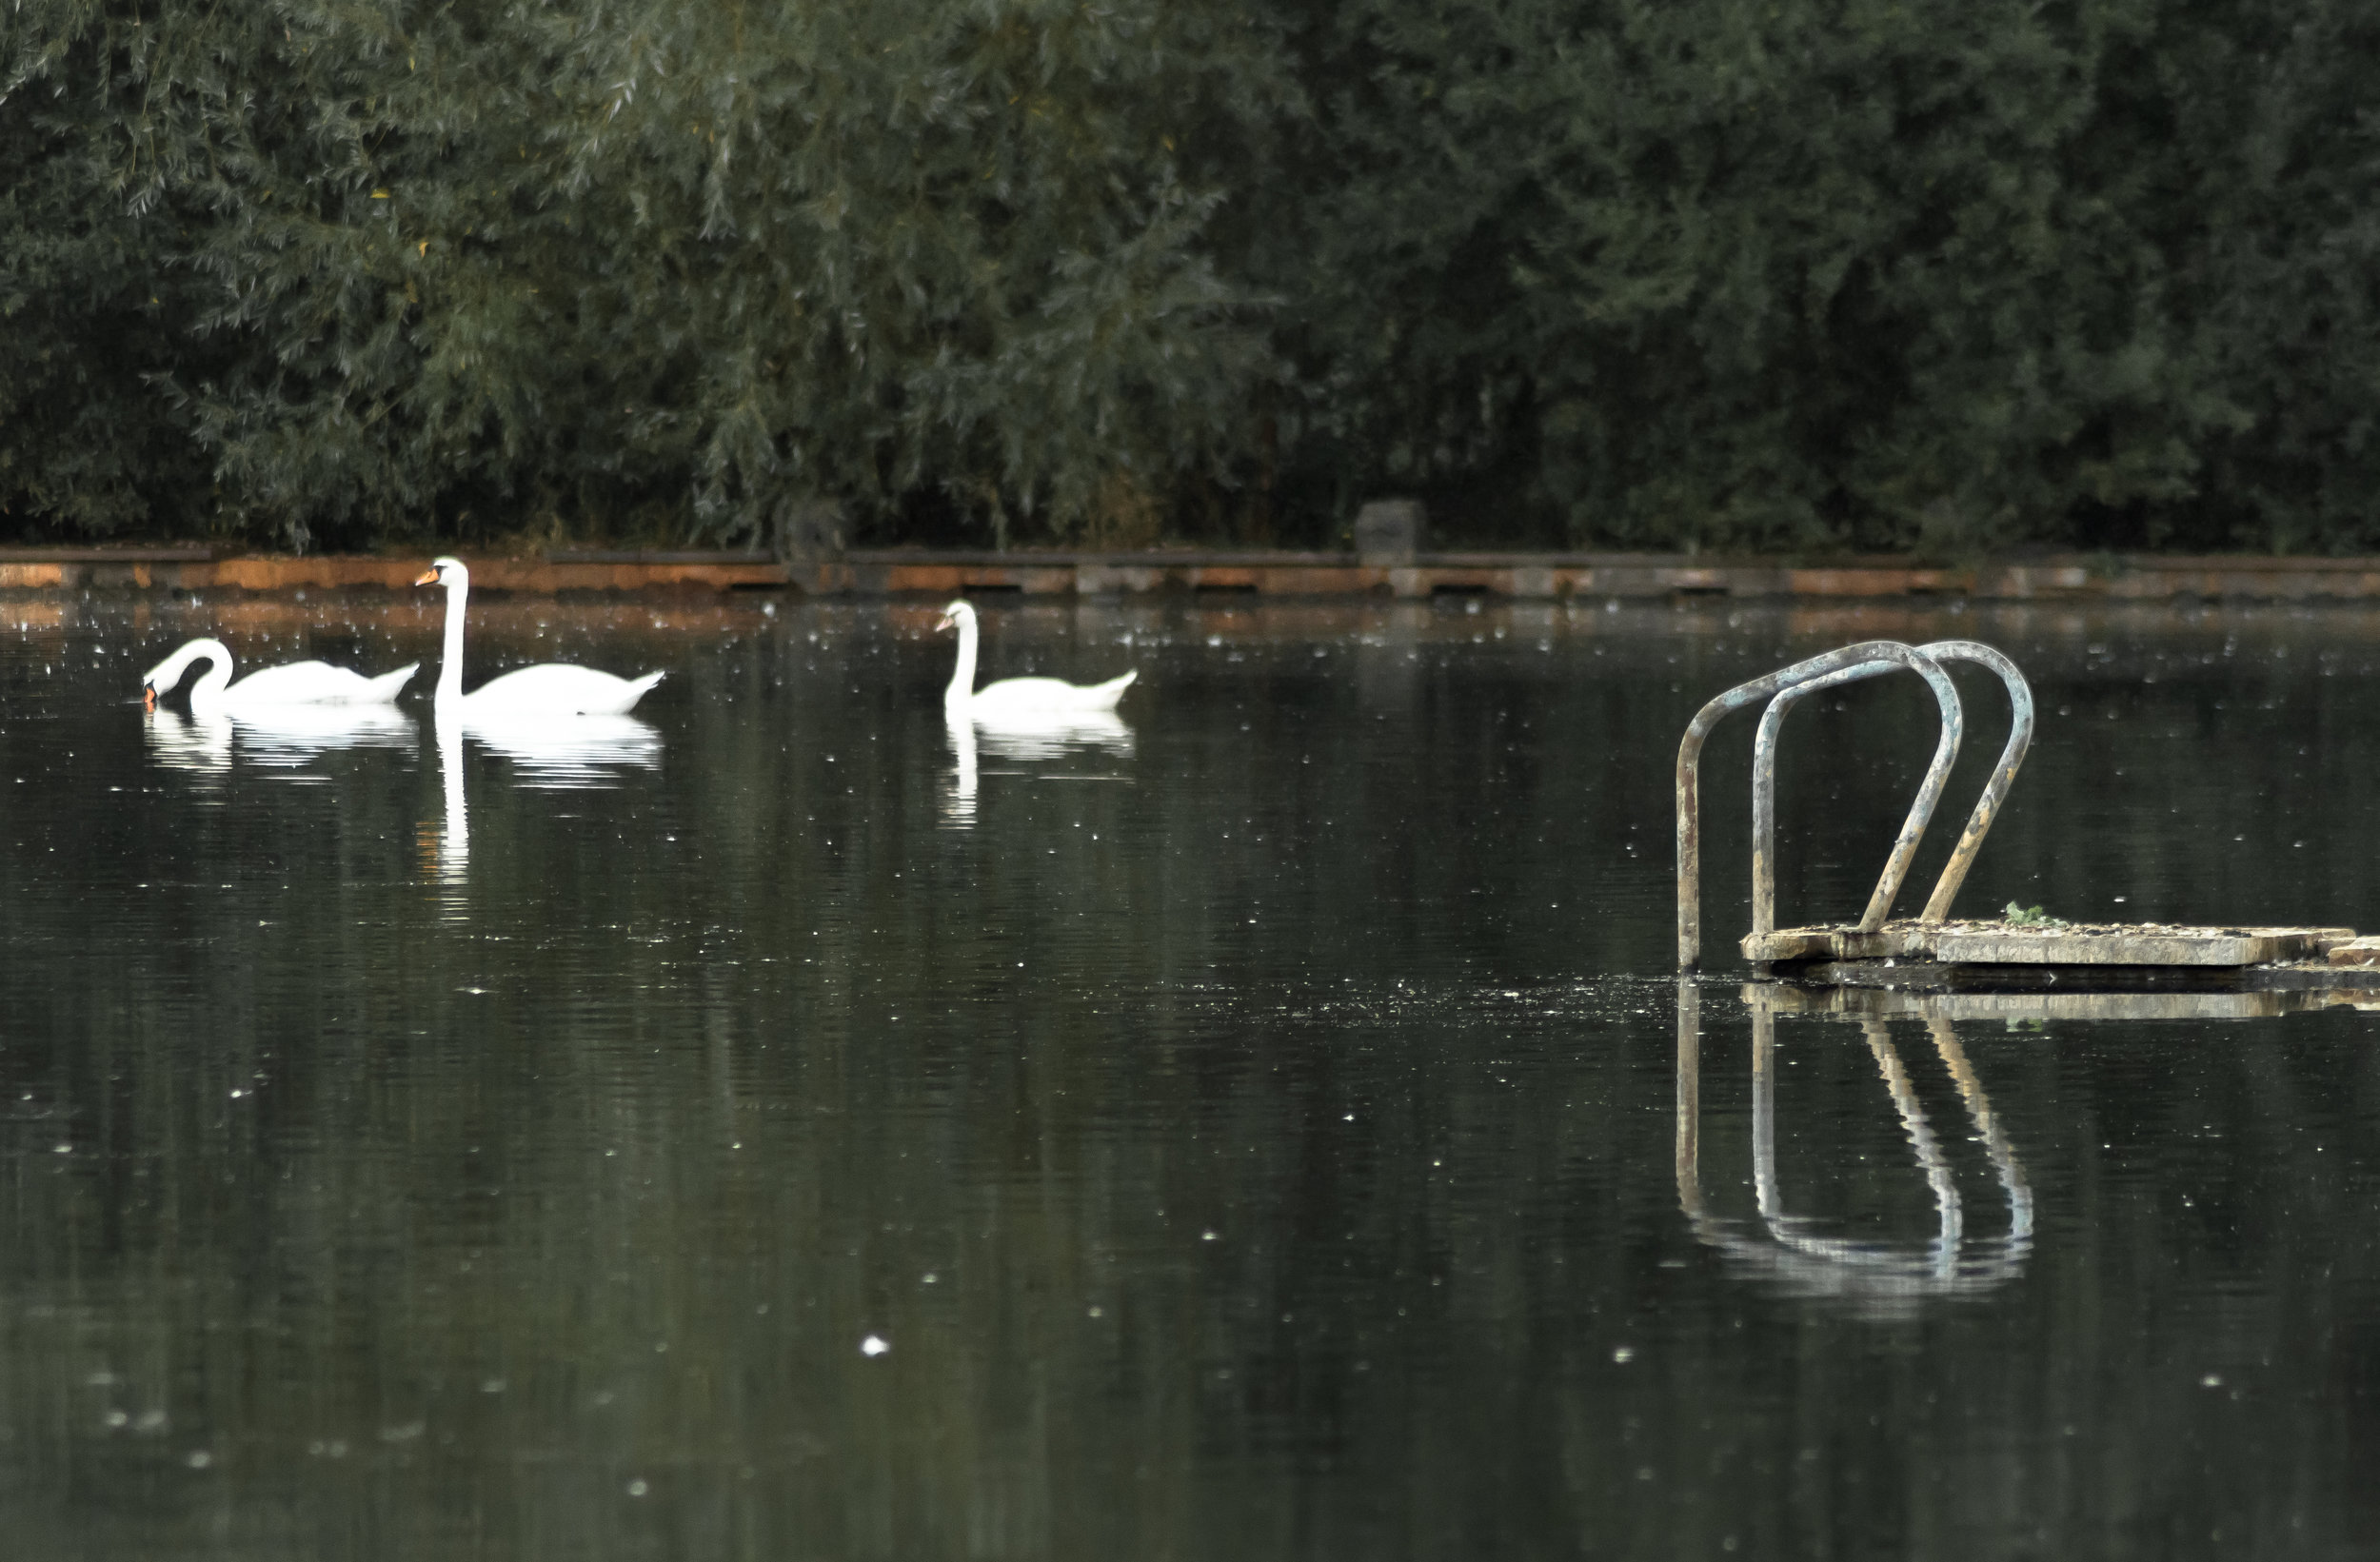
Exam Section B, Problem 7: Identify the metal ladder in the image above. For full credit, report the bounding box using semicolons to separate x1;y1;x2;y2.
1675;641;2035;970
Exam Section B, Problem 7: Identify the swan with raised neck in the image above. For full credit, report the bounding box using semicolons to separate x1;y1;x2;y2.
936;599;1135;718
415;557;664;715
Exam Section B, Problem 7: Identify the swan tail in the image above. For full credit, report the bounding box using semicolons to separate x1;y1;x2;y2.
367;662;421;703
614;669;665;713
1087;668;1137;709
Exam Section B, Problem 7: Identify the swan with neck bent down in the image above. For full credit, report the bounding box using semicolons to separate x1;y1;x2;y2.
415;557;664;716
938;600;1134;718
141;637;416;714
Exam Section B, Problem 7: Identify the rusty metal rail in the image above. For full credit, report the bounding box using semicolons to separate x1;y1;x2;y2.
1909;643;2034;921
1750;641;2036;938
1678;639;2033;970
1676;642;1959;968
1748;650;1963;941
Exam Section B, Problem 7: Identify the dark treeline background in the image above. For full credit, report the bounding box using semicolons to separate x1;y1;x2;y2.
7;0;2380;556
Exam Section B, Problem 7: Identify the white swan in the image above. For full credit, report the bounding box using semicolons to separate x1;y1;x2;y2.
141;637;416;714
938;599;1134;718
415;557;664;715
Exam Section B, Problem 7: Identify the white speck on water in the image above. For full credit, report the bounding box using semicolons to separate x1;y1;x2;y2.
626;1478;648;1496
2202;1374;2222;1388
1201;1230;1219;1241
104;1410;128;1428
861;1335;891;1356
186;1451;212;1469
922;1273;938;1284
1088;1305;1103;1317
1613;1346;1636;1364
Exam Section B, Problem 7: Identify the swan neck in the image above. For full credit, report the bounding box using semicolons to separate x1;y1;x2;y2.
437;576;467;702
187;641;234;710
945;612;978;711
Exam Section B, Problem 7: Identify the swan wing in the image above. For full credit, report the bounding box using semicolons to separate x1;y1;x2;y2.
464;663;664;716
968;668;1136;716
220;661;385;706
361;662;421;703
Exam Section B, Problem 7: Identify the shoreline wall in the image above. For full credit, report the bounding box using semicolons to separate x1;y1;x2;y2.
8;548;2380;603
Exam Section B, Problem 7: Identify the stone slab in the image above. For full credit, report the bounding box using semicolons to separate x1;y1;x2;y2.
1745;919;2358;968
1742;982;2311;1021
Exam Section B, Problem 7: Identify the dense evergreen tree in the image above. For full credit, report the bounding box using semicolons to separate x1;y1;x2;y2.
7;0;2380;552
0;10;211;537
5;0;1287;550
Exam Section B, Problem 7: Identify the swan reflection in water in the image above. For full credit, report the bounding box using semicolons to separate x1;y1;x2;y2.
428;709;666;890
942;709;1135;826
451;711;662;788
146;703;419;782
426;708;664;887
1675;983;2033;1312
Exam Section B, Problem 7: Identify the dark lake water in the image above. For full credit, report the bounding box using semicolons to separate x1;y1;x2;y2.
1;589;2376;1559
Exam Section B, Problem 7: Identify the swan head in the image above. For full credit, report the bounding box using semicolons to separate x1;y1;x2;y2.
140;638;228;711
415;556;468;589
936;600;974;633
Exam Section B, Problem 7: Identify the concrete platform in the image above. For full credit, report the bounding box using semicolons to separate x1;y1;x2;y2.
1743;919;2360;967
1739;981;2380;1021
1742;919;2380;998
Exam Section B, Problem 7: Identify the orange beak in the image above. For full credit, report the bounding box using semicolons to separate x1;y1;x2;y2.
142;685;156;713
413;567;441;586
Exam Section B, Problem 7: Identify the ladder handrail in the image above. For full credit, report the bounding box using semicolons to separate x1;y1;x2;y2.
1910;641;2034;921
1750;655;1964;938
1675;642;1961;970
1749;640;2033;933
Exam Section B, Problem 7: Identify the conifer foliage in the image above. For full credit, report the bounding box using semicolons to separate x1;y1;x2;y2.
7;0;2380;552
